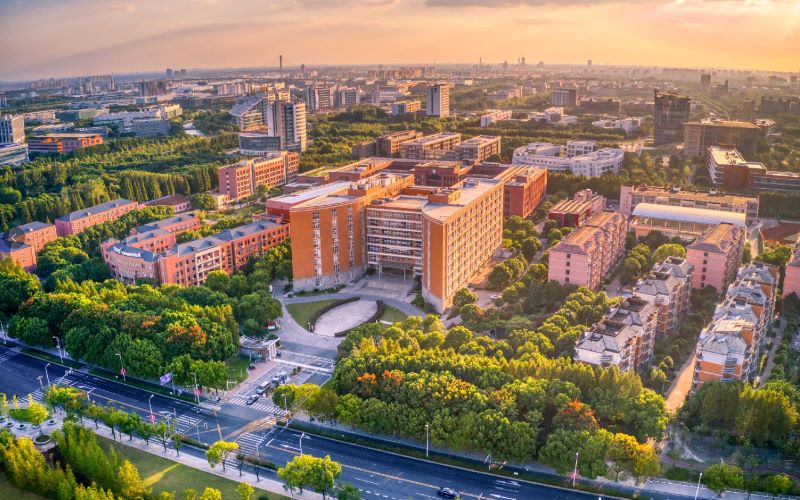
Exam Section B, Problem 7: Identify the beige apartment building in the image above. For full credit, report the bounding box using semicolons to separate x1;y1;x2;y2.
633;256;694;335
399;132;462;160
686;223;746;292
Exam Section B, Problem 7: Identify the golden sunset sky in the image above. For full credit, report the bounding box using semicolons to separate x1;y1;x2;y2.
1;0;798;80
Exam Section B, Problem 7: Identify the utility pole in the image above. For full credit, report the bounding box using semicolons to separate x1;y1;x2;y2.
44;363;51;387
192;372;199;403
52;336;64;364
694;472;703;500
115;353;126;382
425;423;429;458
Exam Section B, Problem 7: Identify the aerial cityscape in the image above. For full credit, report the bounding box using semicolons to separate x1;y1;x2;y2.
0;1;799;499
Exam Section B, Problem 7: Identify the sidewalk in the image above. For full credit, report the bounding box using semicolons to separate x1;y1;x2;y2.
9;412;321;500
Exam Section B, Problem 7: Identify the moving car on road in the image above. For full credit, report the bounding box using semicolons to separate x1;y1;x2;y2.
437;487;460;498
246;394;260;405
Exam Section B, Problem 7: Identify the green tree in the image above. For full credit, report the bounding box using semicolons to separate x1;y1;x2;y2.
235;482;254;500
652;243;686;263
703;463;744;495
336;483;361;500
118;459;150;500
452;288;477;309
278;454;342;499
206;440;239;471
764;474;791;498
198;487;223;500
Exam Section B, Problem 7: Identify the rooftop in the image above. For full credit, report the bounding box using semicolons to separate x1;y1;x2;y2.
422;178;502;222
56;199;137;222
632;203;746;227
401;132;461;146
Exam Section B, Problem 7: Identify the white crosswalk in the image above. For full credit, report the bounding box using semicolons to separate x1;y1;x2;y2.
236;432;264;455
174;415;201;434
0;350;16;363
229;396;290;416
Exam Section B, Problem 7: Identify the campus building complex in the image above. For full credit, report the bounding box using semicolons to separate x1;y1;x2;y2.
686;223;746;293
55;199;139;237
707;146;800;193
102;215;288;286
619;185;759;224
267;155;547;311
512;140;624;177
399;132;462;160
547;211;628;290
217;152;300;201
683;119;760;158
28;133;104;155
629;203;746;241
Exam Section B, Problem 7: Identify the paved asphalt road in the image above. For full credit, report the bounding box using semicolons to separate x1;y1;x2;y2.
0;345;698;500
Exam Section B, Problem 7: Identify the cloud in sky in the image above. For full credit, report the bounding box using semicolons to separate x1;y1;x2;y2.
0;0;797;79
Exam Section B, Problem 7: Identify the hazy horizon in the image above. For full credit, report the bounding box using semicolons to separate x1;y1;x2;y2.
1;0;799;81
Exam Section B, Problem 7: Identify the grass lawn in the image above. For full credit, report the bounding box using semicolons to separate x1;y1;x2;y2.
285;299;340;329
380;305;408;324
0;473;45;499
226;355;252;384
98;436;285;499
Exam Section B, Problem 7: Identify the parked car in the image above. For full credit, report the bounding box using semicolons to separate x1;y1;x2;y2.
437;487;460;498
246;394;260;405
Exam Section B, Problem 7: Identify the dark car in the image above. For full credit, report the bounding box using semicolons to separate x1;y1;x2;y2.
246;394;260;405
437;487;459;498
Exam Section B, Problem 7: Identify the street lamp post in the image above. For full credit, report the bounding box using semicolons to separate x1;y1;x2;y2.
52;336;64;364
192;372;199;403
44;363;51;387
299;432;305;455
694;472;703;500
115;353;126;382
86;388;94;403
36;375;44;389
425;423;429;458
283;394;289;428
572;451;579;487
0;321;7;345
148;394;155;426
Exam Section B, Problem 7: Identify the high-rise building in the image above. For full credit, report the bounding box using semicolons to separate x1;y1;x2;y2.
551;89;579;107
306;84;334;112
266;101;307;153
391;100;421;117
166;68;173;78
700;74;711;91
334;88;360;108
0;114;25;144
683;119;760;157
138;80;168;97
654;90;690;145
426;83;450;117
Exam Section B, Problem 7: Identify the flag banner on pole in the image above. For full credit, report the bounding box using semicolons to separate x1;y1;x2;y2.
160;372;172;385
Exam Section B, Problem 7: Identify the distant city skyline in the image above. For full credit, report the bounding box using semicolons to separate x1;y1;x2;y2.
1;0;799;81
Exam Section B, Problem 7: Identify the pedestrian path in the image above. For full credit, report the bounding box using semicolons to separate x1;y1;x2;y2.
175;414;201;434
236;432;265;455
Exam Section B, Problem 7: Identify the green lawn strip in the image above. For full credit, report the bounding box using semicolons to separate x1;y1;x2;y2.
98;436;285;499
285;300;340;329
0;472;46;499
226;355;252;384
20;348;83;370
379;305;408;324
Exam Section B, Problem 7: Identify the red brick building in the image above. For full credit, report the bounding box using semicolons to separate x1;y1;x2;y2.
28;133;104;155
55;199;139;237
217;152;299;201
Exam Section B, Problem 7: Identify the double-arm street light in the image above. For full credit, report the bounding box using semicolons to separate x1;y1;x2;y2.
115;353;126;382
44;363;51;387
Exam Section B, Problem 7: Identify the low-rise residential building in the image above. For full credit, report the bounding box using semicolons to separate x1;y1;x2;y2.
548;189;605;227
619;185;759;224
694;262;778;387
448;135;501;163
574;296;657;372
28;133;104;155
512;140;624;177
0;236;37;271
391;100;421;116
480;110;513;127
55;198;139;237
399;132;462;160
217;152;299;201
548;211;627;290
630;203;746;240
528;107;577;125
144;194;192;213
591;117;643;133
686;223;746;292
6;221;57;253
784;242;800;299
633;257;694;335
